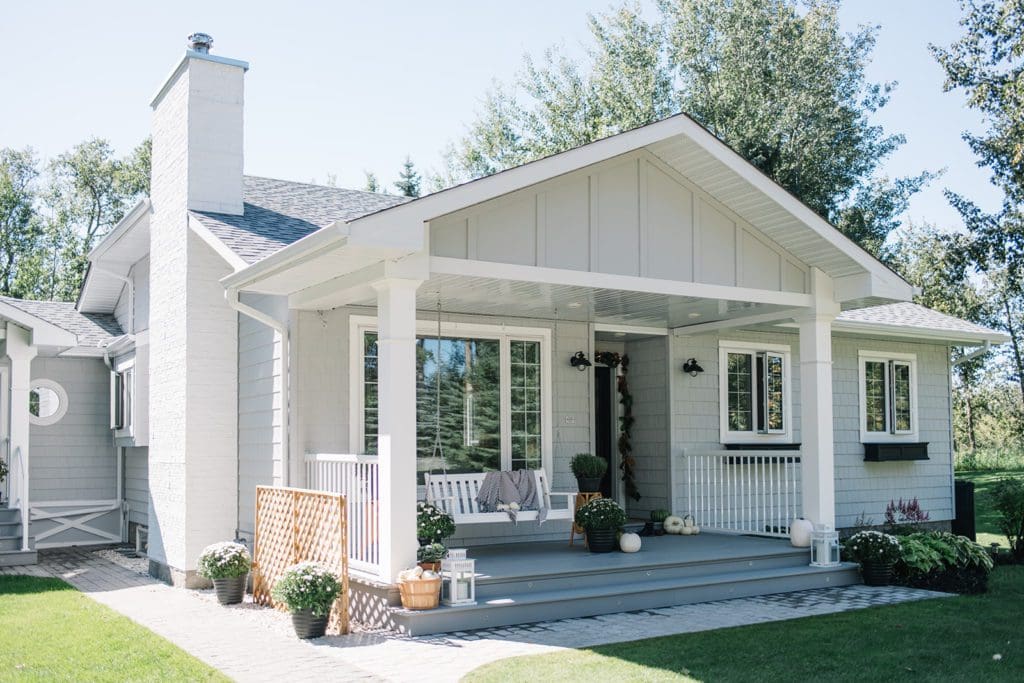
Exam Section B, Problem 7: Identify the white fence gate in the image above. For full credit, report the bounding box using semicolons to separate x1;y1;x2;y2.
305;453;381;579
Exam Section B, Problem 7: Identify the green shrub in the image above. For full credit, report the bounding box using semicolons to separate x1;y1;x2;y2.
991;477;1024;559
570;454;608;479
575;498;627;531
270;561;342;616
894;531;993;594
417;501;456;542
196;541;251;579
417;542;447;563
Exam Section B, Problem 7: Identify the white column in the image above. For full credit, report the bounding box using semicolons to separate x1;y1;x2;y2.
6;324;37;551
373;278;422;582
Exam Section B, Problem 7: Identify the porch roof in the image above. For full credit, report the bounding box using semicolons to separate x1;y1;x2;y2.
0;296;122;351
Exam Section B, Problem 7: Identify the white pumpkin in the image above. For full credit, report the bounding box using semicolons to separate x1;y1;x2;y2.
663;515;686;534
789;518;814;547
619;532;642;553
690;526;700;535
680;526;694;535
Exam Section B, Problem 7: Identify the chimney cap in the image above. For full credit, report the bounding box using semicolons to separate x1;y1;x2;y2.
187;32;214;53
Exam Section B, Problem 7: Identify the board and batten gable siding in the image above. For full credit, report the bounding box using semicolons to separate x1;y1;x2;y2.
623;336;672;520
668;329;953;528
428;151;810;294
235;293;288;542
292;307;589;546
29;356;115;502
112;256;151;335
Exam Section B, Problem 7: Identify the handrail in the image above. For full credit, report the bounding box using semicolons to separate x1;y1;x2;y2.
304;453;380;465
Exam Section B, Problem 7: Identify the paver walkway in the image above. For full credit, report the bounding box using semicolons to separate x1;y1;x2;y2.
2;548;952;682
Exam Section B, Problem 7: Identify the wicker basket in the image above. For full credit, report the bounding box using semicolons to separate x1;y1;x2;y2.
399;577;442;610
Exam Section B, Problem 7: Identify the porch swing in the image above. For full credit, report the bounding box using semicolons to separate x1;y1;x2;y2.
420;298;574;525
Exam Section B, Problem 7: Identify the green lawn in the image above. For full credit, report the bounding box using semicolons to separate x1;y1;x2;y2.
466;566;1024;682
957;469;1021;549
0;576;227;682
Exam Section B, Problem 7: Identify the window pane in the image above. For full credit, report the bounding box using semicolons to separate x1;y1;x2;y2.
417;336;501;482
766;354;784;431
510;340;542;471
893;362;912;432
727;353;753;432
363;333;379;454
864;361;887;432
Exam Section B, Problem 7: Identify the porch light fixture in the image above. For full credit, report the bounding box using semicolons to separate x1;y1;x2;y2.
570;351;592;371
682;358;704;377
441;549;476;606
809;525;841;567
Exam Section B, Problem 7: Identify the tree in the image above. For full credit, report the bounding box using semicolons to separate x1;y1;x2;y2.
363;171;381;193
0;148;43;298
932;0;1024;284
440;0;930;256
394;156;421;198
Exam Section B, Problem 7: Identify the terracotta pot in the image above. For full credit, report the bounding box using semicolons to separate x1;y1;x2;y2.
586;528;618;553
418;561;441;572
862;561;894;586
212;575;247;605
291;608;329;639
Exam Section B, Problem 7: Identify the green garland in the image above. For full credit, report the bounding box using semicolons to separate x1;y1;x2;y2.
595;352;641;501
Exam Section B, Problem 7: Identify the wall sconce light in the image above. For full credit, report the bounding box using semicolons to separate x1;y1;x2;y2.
570;351;592;371
682;358;704;377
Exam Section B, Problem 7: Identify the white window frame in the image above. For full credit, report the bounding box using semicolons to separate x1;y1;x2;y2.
718;340;793;444
28;378;69;427
348;315;554;479
111;355;136;438
858;350;918;442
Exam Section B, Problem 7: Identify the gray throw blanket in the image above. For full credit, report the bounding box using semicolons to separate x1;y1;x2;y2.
475;470;548;524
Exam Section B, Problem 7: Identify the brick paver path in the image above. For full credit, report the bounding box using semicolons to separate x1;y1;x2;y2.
2;548;952;682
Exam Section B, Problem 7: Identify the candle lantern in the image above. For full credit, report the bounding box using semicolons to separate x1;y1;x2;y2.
809;525;841;567
440;548;476;606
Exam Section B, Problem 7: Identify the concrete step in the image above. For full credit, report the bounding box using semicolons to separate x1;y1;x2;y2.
391;562;861;635
0;549;38;567
475;548;812;599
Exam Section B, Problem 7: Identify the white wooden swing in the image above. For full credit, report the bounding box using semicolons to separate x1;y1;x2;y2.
420;299;573;525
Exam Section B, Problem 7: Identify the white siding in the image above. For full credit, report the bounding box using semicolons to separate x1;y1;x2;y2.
124;446;149;527
29;357;115;502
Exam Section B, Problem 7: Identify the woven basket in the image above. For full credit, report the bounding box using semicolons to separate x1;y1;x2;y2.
399;577;442;610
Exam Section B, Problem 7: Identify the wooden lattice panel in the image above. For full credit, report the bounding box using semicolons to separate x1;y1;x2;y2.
253;486;350;634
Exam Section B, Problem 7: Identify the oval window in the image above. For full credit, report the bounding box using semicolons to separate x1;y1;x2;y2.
28;379;68;426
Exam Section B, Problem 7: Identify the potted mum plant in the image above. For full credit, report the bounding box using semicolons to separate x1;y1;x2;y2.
570;453;607;492
417;501;455;545
271;561;343;639
417;542;447;571
575;498;627;553
844;530;902;586
197;541;251;605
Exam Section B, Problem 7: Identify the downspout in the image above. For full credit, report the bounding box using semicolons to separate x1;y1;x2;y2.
953;340;991;366
224;288;291;534
101;350;127;542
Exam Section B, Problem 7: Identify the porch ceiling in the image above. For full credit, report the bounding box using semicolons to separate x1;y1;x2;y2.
340;272;799;329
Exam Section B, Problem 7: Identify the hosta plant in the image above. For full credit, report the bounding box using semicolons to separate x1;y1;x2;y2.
270;561;342;616
197;541;251;579
844;530;901;565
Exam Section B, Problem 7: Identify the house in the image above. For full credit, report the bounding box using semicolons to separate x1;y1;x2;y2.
0;35;1007;631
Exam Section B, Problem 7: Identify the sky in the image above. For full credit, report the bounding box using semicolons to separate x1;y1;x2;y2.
0;1;1003;231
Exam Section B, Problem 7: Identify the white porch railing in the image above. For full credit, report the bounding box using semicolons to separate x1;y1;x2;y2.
683;450;801;538
305;453;381;578
8;445;30;551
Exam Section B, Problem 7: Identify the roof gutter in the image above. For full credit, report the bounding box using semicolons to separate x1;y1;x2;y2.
954;340;992;365
220;223;349;291
224;288;292;491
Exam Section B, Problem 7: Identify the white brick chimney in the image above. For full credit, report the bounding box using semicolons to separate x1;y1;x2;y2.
146;35;246;586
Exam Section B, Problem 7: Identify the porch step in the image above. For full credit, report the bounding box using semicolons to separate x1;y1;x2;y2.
0;507;21;524
0;549;38;567
391;562;860;636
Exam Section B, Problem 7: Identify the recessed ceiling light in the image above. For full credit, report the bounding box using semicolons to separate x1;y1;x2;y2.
688;312;701;319
568;302;582;309
614;332;627;337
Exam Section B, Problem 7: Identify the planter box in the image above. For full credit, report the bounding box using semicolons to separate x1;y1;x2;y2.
863;442;929;462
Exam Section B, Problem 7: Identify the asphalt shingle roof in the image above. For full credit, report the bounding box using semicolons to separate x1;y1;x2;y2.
190;176;410;264
837;302;1002;338
0;296;123;347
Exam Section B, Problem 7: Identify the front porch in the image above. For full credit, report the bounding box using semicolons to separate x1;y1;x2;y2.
388;534;858;635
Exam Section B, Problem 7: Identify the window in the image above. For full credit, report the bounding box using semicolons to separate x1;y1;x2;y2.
719;342;791;442
28;379;68;426
111;359;135;435
353;318;550;482
859;352;916;440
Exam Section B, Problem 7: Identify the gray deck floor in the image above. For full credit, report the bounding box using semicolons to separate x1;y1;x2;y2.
467;533;802;580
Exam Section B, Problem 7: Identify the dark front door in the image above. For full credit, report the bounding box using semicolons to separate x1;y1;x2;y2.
594;366;614;498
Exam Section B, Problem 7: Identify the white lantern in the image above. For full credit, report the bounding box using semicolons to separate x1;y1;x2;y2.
809;525;841;567
440;548;476;606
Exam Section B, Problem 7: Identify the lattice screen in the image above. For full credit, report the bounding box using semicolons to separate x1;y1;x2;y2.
253;486;350;634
